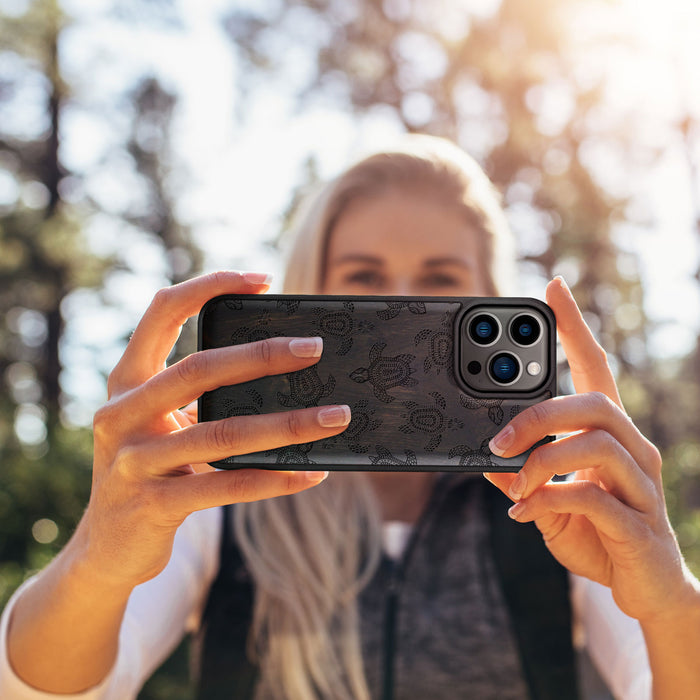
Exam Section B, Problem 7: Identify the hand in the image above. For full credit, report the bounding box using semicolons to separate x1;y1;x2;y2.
484;277;697;624
79;271;351;590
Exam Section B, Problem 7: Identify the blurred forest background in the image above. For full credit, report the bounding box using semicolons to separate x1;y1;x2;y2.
2;0;700;697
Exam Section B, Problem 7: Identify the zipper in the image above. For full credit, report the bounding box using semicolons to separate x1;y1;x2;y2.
381;559;400;700
379;475;455;700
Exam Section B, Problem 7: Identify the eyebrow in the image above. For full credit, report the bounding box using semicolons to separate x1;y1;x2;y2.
331;254;383;266
331;254;474;270
424;257;475;270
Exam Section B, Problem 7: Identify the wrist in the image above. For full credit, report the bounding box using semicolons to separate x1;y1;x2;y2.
59;516;140;599
638;568;700;632
8;532;133;693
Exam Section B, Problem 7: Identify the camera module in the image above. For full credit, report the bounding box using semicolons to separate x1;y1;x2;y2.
468;313;500;346
509;314;541;346
458;303;551;396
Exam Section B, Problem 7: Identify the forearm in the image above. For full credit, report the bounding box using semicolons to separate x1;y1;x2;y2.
640;571;700;700
6;521;133;694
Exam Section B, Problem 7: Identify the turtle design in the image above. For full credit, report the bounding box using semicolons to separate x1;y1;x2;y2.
269;442;316;465
277;366;336;408
230;311;273;345
460;394;504;426
399;391;462;452
350;342;417;403
277;299;301;314
322;399;381;453
448;439;497;468
312;303;359;355
230;325;273;344
223;388;264;418
224;299;243;311
376;301;426;320
414;310;455;377
369;446;418;467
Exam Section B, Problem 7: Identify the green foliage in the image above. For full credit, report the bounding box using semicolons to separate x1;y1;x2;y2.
664;439;700;578
0;0;199;605
0;423;93;609
1;1;203;694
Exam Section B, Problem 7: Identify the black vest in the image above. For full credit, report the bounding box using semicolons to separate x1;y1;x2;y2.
194;482;579;700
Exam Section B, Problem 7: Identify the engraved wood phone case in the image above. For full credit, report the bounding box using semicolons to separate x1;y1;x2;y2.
198;295;555;472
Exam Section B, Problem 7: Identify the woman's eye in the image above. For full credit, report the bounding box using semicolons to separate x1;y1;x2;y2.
344;270;385;288
420;273;460;289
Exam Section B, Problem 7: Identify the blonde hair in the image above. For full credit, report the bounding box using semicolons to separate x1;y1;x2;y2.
233;135;516;700
282;134;515;296
234;475;382;700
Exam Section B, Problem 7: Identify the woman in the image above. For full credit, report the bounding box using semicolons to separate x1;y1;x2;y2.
2;135;699;699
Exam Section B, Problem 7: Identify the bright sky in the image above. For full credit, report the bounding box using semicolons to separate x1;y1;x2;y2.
5;0;700;424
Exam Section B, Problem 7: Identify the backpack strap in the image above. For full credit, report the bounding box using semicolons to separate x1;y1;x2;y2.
195;504;258;700
486;485;580;700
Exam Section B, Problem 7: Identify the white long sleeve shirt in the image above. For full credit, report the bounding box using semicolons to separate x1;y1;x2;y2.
0;507;651;699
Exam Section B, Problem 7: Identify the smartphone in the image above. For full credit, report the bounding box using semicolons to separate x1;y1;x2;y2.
198;295;555;472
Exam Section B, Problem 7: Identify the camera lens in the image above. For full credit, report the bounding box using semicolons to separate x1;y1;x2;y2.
468;313;500;346
489;352;521;385
510;314;541;346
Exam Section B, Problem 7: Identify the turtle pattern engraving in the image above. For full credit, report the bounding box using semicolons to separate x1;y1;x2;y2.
321;399;381;453
229;310;273;344
224;299;243;311
459;394;505;426
268;442;316;465
311;302;373;355
369;446;418;467
223;388;264;418
277;299;301;314
399;391;464;452
350;342;417;403
448;439;497;468
414;311;454;378
277;366;336;408
376;301;426;320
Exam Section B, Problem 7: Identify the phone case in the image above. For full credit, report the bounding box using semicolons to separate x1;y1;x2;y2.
198;295;556;472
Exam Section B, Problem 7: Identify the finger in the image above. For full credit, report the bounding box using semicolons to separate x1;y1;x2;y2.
488;393;662;480
117;405;351;475
110;271;272;393
483;472;600;569
171;403;197;430
507;430;655;512
483;471;518;497
546;277;623;408
164;468;329;516
178;401;199;427
507;479;642;545
122;337;324;421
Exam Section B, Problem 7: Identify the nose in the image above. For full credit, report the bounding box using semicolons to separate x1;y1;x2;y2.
386;278;413;296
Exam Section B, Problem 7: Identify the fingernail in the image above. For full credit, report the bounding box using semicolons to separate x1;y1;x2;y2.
554;275;570;294
289;337;323;358
318;405;351;427
306;471;329;483
243;272;273;286
508;501;526;520
483;472;494;485
509;472;527;500
489;426;514;457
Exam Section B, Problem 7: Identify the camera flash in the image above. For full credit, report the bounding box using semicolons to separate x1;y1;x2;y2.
526;362;542;376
